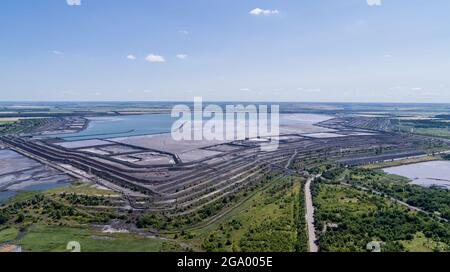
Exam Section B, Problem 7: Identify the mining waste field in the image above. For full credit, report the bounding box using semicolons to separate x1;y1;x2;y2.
0;149;72;192
1;113;440;215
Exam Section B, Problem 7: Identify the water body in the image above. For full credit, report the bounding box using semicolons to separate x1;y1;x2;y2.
48;114;175;140
0;191;16;202
21;181;71;191
46;113;333;141
0;182;70;203
383;161;450;189
0;149;72;202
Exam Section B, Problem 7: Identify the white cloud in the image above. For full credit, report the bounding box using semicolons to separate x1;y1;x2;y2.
52;50;64;55
249;8;279;16
145;54;166;63
126;54;137;60
66;0;81;6
366;0;382;6
176;54;188;60
179;30;189;35
240;88;251;92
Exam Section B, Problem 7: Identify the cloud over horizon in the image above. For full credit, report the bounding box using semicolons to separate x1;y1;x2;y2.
249;8;279;16
66;0;81;6
366;0;382;6
145;54;166;63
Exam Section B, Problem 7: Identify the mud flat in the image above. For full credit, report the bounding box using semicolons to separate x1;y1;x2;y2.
44;113;336;140
383;161;450;189
38;112;341;164
54;139;112;149
110;133;228;163
280;113;335;135
0;149;72;200
113;152;175;166
304;132;346;138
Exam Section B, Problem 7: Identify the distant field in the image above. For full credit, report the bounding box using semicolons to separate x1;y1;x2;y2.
395;117;450;138
0;119;17;125
0;117;20;122
360;155;438;169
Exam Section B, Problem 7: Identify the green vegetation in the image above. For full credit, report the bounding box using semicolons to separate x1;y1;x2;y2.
312;181;450;252
0;181;187;252
395;117;450;139
2;169;306;252
401;232;449;252
182;176;306;252
136;171;283;231
346;167;450;220
0;121;16;125
0;211;9;225
0;118;43;134
294;180;308;252
60;193;112;206
0;187;123;232
17;224;183;252
137;213;167;229
0;227;19;243
361;155;438;169
46;182;119;196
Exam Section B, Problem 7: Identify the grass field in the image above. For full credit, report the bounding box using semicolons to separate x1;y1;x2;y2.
401;232;448;252
0;227;19;243
397;119;450;139
17;224;183;252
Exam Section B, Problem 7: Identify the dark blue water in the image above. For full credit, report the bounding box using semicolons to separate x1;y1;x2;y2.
0;191;16;202
48;114;175;140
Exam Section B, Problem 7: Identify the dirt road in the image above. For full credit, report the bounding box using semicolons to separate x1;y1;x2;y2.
305;175;319;252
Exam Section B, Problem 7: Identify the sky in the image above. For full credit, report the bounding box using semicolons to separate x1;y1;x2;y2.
0;0;450;102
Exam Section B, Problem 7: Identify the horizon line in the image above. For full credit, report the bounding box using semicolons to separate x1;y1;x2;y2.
2;100;450;105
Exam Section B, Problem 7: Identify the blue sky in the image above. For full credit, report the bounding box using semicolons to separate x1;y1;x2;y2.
1;0;450;102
